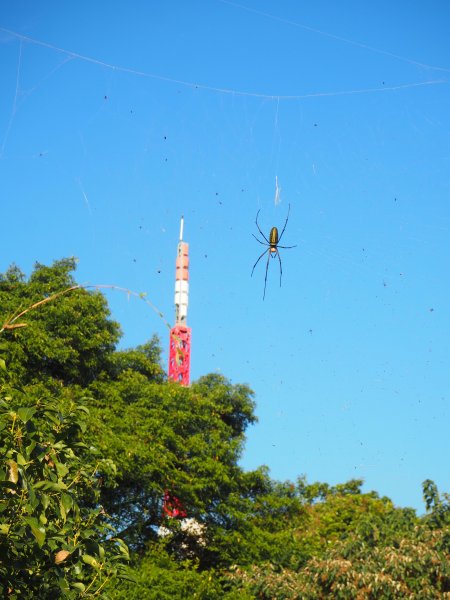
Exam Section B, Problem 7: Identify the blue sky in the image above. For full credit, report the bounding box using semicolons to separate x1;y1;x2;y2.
1;1;449;511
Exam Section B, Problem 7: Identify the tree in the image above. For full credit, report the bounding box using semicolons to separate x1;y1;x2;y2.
85;371;258;557
109;545;249;600
0;259;132;597
0;260;271;571
2;259;449;598
423;478;450;528
0;372;130;598
226;480;450;599
0;258;121;387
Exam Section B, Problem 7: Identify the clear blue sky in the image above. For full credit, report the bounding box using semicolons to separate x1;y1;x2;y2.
1;1;449;512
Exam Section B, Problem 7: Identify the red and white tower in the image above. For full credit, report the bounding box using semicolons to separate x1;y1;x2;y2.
168;216;191;386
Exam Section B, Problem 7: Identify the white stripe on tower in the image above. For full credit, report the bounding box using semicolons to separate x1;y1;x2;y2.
174;216;189;325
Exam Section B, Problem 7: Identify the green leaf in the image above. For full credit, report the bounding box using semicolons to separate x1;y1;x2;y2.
55;460;69;478
16;453;27;466
28;486;38;510
0;523;11;534
71;582;86;592
82;554;100;569
61;492;73;513
0;358;6;371
24;441;36;460
115;538;130;559
33;480;67;491
58;577;70;593
17;407;36;423
23;516;46;547
80;529;96;540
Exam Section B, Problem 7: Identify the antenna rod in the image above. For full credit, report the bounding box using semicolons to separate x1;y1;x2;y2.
179;215;184;242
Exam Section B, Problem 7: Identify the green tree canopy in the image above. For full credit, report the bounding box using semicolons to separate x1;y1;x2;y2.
0;374;130;598
0;258;121;387
1;258;449;599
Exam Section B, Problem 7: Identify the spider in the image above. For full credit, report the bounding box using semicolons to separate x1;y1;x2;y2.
251;204;296;299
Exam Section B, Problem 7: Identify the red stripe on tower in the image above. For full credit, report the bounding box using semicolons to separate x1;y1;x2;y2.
168;217;191;385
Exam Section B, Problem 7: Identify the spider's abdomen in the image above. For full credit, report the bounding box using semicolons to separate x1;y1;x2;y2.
269;226;279;247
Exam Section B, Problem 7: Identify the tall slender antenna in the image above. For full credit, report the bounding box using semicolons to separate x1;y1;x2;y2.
168;216;191;385
179;215;184;242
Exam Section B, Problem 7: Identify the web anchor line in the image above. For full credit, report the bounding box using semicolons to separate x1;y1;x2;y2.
0;27;448;102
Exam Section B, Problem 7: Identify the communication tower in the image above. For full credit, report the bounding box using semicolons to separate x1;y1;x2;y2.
168;216;191;385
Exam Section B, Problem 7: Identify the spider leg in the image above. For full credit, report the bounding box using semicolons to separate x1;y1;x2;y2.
251;248;269;277
277;244;297;249
255;209;270;244
263;250;271;300
277;203;291;243
276;249;283;287
252;233;270;246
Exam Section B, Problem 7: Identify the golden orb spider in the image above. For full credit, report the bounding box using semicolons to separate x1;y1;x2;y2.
251;204;296;300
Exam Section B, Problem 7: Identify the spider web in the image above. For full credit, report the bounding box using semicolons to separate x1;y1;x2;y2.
0;3;449;510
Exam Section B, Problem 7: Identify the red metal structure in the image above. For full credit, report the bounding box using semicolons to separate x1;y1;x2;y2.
168;217;191;386
162;490;187;519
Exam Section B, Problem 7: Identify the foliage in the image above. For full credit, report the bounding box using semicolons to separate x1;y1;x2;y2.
226;482;450;599
0;380;130;598
423;478;450;529
228;526;450;599
1;258;450;598
0;259;121;387
109;546;249;600
108;338;164;384
85;370;258;558
292;479;418;563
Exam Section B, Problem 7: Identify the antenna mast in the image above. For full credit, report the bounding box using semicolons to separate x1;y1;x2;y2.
168;216;191;385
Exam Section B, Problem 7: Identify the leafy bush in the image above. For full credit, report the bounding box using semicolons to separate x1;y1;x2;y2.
0;380;130;598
